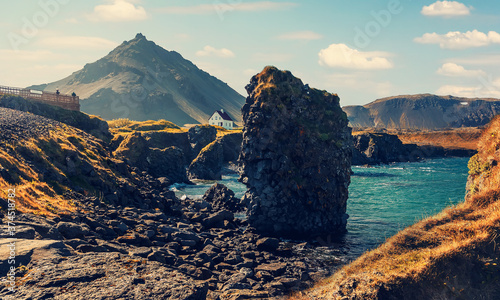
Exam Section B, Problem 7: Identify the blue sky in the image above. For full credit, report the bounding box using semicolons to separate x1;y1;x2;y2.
1;0;500;106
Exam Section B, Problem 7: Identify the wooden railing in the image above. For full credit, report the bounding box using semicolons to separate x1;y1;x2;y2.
0;85;80;111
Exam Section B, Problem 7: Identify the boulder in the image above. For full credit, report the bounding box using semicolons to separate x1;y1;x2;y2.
142;131;192;164
202;183;244;212
256;237;280;252
0;225;36;239
239;66;352;238
56;222;91;239
255;262;287;277
202;210;234;228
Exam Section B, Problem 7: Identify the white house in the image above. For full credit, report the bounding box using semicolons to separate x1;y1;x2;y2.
209;109;234;130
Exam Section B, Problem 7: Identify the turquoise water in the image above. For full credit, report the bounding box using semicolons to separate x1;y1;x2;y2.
173;157;470;260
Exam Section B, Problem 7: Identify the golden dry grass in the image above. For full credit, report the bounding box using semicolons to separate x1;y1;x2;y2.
0;123;128;216
396;128;483;150
108;118;183;134
0;144;76;216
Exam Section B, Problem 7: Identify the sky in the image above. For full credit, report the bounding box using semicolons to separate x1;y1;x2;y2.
1;0;500;106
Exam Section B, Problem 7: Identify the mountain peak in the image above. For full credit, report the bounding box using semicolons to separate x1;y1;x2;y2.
35;34;245;125
135;33;146;40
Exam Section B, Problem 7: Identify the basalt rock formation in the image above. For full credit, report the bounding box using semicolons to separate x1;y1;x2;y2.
239;66;352;238
352;131;477;165
113;132;189;183
188;131;243;180
352;132;419;165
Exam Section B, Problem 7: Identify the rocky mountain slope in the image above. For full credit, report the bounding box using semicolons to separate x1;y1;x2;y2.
344;94;500;130
30;33;244;126
293;116;500;299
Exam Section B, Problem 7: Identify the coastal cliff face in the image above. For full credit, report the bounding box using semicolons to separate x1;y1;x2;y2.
352;131;476;165
352;132;419;165
239;66;352;238
466;115;500;198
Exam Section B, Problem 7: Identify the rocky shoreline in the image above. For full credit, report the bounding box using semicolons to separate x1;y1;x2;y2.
0;90;480;299
0;104;346;299
0;182;346;299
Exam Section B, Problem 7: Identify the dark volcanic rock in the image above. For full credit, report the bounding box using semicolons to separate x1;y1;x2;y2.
187;140;223;180
351;132;475;165
114;132;189;183
352;132;419;165
202;183;244;212
143;131;192;164
148;147;188;183
219;132;243;162
187;132;243;180
188;125;217;158
239;66;352;238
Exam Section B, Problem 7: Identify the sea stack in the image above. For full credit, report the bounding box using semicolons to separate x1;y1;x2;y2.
239;66;352;238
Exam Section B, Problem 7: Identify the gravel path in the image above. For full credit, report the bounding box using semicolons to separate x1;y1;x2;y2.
0;107;62;145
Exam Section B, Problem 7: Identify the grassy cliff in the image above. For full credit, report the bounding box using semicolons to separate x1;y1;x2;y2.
292;116;500;299
0;109;121;216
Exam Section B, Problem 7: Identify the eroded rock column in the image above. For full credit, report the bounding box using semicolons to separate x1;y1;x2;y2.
239;66;352;238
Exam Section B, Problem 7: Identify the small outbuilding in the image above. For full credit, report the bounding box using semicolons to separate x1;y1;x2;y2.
208;109;234;130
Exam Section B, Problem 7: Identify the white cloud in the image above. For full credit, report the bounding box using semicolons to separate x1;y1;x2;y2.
421;1;472;17
158;1;297;14
436;63;486;77
277;30;323;41
414;30;500;49
318;44;393;70
88;0;148;22
0;49;58;62
38;36;118;50
448;54;500;65
196;46;235;58
436;81;500;98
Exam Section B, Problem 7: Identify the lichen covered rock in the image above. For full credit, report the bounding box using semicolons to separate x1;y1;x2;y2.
239;66;352;238
188;140;223;180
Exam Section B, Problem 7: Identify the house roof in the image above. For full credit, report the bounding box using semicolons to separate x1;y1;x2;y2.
213;110;233;121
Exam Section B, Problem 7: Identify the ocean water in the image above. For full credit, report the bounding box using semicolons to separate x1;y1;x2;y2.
172;157;470;260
